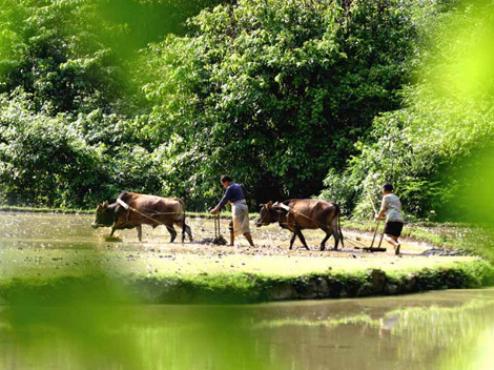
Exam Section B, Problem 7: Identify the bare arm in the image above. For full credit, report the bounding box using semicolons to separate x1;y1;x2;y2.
375;198;387;220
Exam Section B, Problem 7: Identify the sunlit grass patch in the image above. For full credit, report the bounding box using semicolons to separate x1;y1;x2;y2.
1;254;492;304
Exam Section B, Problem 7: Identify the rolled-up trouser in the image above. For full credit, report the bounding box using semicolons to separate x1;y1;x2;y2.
230;200;250;236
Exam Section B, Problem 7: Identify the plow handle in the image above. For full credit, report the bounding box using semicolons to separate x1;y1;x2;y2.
370;220;381;249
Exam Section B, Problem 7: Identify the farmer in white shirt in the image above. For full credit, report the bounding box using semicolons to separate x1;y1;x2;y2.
375;183;404;255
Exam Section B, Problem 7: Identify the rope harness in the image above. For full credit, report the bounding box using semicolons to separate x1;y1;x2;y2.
116;198;187;232
265;202;345;249
114;198;383;251
269;201;385;252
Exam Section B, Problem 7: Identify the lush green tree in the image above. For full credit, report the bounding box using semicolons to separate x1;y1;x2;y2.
320;0;494;221
0;0;223;115
3;0;476;215
0;91;173;207
0;92;107;206
0;0;120;115
0;0;222;208
144;0;422;206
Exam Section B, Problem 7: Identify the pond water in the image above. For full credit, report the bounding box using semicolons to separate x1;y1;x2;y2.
1;289;493;370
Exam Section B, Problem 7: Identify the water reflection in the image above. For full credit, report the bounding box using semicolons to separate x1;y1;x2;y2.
0;289;493;370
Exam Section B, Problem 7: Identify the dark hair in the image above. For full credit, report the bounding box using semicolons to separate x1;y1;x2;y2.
383;183;394;192
220;175;233;183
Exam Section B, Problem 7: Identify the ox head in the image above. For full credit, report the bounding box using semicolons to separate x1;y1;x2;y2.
91;201;116;228
255;201;286;227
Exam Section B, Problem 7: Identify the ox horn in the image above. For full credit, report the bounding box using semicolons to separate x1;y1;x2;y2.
272;202;290;212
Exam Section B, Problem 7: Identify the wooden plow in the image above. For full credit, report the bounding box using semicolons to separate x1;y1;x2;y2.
344;222;386;252
211;213;228;245
344;191;386;252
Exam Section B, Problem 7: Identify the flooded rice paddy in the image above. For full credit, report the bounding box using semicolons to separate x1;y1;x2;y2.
0;212;492;369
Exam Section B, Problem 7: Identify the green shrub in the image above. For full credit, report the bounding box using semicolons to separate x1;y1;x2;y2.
0;92;108;207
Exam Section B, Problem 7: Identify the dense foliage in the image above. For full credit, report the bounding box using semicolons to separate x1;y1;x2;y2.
320;0;494;221
143;0;419;205
0;0;491;220
0;0;222;207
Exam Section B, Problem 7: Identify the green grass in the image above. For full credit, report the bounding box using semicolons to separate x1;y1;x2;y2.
1;246;492;304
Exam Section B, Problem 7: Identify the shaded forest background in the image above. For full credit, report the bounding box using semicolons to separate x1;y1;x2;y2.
0;0;492;221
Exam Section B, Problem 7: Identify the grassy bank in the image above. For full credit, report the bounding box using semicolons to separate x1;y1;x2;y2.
129;257;494;303
1;253;493;304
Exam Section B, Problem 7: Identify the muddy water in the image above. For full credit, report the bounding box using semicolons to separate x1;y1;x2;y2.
0;210;427;254
0;289;493;370
0;210;334;248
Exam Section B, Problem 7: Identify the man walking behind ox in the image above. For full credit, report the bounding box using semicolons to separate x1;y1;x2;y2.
210;175;255;247
375;184;404;255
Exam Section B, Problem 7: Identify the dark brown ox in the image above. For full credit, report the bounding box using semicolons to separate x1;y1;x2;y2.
92;191;193;243
255;199;343;251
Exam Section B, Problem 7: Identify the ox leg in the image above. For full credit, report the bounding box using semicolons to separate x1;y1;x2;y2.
320;228;331;251
332;228;340;250
166;225;177;243
296;229;310;251
136;225;142;242
181;221;186;243
289;232;297;250
177;221;193;243
110;224;124;238
175;221;186;244
185;224;193;242
331;219;340;250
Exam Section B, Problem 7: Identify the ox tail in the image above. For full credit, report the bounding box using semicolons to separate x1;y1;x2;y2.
334;203;344;249
182;212;186;244
177;197;187;244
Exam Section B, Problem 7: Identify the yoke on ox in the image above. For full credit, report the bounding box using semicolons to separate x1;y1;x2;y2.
256;199;344;251
92;191;193;243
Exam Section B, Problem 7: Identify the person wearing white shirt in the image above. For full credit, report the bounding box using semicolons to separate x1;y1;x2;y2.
375;184;404;255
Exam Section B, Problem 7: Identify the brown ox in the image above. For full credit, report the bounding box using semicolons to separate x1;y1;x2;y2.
255;199;343;251
91;191;193;243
